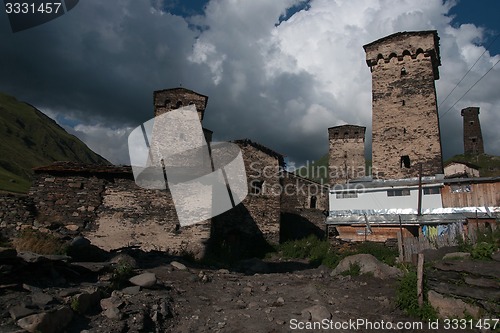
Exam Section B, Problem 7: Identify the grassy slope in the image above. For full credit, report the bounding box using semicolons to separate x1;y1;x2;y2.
445;154;500;177
0;92;109;193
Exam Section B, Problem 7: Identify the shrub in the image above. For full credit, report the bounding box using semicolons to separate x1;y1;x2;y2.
471;242;496;260
396;269;437;321
110;262;133;290
12;228;66;255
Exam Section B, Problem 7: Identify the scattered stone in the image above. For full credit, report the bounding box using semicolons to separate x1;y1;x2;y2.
100;296;124;311
58;288;80;298
17;306;73;333
427;290;481;318
243;287;252;294
70;236;91;247
276;319;286;325
9;305;37;320
236;300;246;309
273;297;285;307
129;272;157;288
301;304;332;322
64;224;80;232
72;290;102;314
103;306;122;320
331;254;402;279
217;269;230;274
442;252;471;260
110;253;138;269
492;251;500;262
122;285;141;295
170;261;187;270
31;292;54;307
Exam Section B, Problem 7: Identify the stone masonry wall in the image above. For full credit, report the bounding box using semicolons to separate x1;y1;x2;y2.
0;193;35;238
328;125;366;185
365;31;443;179
154;88;208;122
30;173;106;230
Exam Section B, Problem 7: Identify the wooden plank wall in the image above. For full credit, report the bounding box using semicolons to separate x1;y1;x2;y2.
441;182;500;207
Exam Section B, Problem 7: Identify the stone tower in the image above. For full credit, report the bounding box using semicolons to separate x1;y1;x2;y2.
154;87;209;122
328;125;366;185
461;107;484;155
153;87;212;143
364;31;444;179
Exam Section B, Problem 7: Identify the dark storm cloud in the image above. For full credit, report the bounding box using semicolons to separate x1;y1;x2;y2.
0;0;498;166
0;0;201;127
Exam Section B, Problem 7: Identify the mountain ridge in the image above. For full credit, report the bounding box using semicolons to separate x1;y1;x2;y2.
0;92;109;193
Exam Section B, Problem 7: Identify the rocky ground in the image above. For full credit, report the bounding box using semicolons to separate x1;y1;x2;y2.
1;241;498;333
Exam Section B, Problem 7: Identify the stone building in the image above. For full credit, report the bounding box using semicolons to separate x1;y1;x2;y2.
364;31;444;179
461;106;484;155
328;125;366;185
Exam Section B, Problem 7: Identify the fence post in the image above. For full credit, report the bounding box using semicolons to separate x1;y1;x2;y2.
417;253;424;307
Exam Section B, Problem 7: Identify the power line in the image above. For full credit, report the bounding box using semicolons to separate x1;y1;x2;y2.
438;34;499;108
439;57;500;119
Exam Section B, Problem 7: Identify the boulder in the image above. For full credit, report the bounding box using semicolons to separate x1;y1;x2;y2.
427;290;481;318
17;306;73;333
331;254;401;279
129;272;157;288
170;261;187;270
301;304;332;322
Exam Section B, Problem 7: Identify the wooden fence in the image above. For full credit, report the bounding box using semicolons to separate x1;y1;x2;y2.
397;222;484;263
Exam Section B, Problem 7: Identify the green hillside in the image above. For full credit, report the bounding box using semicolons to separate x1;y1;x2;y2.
295;153;329;184
0;92;109;193
445;154;500;177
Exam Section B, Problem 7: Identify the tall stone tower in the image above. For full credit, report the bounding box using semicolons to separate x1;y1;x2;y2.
461;107;484;155
153;87;212;143
364;31;444;179
328;125;366;185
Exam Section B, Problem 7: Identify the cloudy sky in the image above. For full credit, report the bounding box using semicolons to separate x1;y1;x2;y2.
1;0;499;168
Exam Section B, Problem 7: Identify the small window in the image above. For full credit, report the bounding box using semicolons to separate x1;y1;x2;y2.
402;100;405;106
400;155;411;168
336;192;358;199
250;179;264;195
469;121;474;125
387;189;410;197
471;138;477;143
176;101;183;108
310;196;317;209
403;128;407;135
344;132;349;137
423;187;440;195
401;67;407;75
450;184;471;193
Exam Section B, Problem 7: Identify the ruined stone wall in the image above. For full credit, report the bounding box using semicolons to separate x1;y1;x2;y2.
0;193;35;237
30;173;107;230
89;178;210;258
365;31;443;179
461;107;484;155
328;125;366;185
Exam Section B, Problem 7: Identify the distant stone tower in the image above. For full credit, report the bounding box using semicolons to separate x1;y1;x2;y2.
328;125;366;185
364;31;444;179
461;107;484;155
